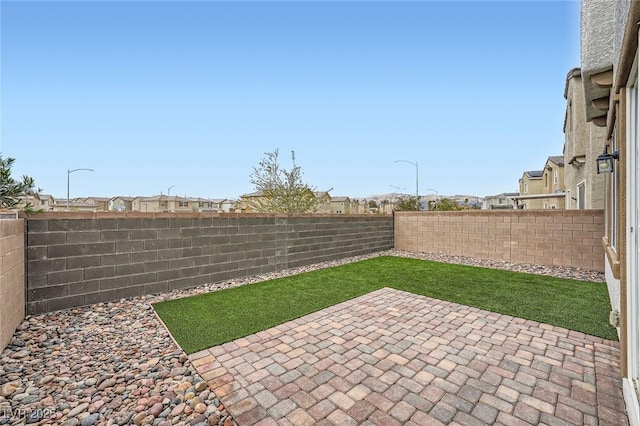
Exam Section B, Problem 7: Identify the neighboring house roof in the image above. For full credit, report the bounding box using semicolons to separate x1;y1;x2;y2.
489;192;519;198
331;196;350;202
111;196;135;201
241;191;264;198
137;195;188;202
523;170;544;179
189;198;229;204
547;156;565;167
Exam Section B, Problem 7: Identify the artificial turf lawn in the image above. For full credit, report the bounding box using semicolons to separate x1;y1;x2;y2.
153;256;617;354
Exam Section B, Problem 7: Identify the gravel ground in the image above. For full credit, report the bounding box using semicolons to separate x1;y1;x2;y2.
0;250;605;425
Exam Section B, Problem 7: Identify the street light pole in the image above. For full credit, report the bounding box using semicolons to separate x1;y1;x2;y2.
168;185;175;196
67;168;94;209
395;160;419;210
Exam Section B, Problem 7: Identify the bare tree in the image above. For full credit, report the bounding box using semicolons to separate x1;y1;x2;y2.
247;149;319;213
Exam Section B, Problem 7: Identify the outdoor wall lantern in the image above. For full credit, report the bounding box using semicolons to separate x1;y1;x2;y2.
596;149;619;174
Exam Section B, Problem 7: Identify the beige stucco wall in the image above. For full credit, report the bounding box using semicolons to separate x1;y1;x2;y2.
564;73;606;209
519;176;544;209
0;219;25;351
395;210;604;271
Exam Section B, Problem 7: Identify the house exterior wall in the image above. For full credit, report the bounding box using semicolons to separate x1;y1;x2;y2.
542;163;566;209
518;176;544;209
24;213;394;314
564;71;606;210
586;124;607;207
330;200;350;214
581;0;615;122
0;219;25;352
565;122;606;209
395;210;604;271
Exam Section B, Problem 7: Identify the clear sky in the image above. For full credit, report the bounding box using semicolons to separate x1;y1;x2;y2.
1;0;580;201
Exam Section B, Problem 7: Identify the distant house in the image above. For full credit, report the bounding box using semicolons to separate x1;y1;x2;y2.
132;195;193;212
330;196;350;214
85;197;110;211
188;198;234;213
313;191;332;214
37;194;55;210
109;196;135;212
17;193;55;211
482;193;518;210
218;199;235;213
351;198;369;214
563;67;605;210
51;197;99;212
514;156;566;210
237;191;267;212
540;156;566;209
190;198;215;212
516;170;544;209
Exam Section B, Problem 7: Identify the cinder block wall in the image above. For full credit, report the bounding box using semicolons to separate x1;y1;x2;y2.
0;219;25;351
395;210;605;271
25;213;393;314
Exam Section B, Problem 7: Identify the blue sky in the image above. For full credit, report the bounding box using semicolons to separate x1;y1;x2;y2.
1;1;580;200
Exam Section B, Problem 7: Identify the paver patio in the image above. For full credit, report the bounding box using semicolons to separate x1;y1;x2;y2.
189;288;628;425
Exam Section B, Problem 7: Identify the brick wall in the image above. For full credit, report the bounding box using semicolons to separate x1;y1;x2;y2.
1;219;25;351
395;210;604;272
25;213;393;314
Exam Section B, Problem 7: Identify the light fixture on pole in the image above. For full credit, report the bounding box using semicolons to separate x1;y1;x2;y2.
67;168;94;209
394;160;419;210
168;185;176;196
596;147;619;174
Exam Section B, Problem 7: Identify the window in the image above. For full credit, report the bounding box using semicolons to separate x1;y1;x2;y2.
553;169;559;185
179;201;188;207
544;173;548;187
524;183;529;194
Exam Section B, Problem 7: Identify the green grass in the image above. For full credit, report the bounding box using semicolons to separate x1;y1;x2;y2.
153;256;617;354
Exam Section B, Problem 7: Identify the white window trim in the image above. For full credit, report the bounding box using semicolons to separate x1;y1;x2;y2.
577;180;586;210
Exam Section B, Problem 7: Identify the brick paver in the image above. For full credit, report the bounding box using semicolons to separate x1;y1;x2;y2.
190;288;628;425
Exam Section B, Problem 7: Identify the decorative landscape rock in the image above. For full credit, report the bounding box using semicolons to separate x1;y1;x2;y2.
0;301;235;426
0;249;604;425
